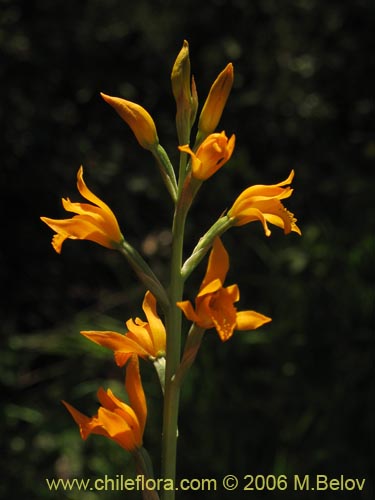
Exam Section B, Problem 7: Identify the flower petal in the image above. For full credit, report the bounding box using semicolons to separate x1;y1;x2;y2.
62;401;107;440
235;310;272;330
126;355;147;437
208;288;237;341
198;278;223;297
176;300;201;324
142;291;166;355
98;407;139;450
201;237;229;289
81;330;151;361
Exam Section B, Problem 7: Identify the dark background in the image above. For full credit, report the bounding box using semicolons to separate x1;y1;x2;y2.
1;0;373;498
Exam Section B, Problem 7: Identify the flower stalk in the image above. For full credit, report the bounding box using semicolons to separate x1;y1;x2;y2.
161;195;188;498
42;40;301;500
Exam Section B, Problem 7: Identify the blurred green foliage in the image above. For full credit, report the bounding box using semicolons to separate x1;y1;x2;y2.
1;0;373;498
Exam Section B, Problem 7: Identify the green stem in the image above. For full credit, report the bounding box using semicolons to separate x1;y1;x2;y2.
161;206;186;498
160;115;191;500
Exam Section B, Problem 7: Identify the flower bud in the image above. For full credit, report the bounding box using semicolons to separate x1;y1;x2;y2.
171;40;191;105
171;40;198;144
101;93;159;150
198;63;234;137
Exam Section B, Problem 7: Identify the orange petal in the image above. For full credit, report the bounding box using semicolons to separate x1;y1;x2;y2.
231;206;271;236
125;355;147;438
62;401;107;440
208;288;237;341
142;291;166;355
176;300;201;324
76;167;113;215
201;237;229;289
81;330;130;351
97;407;139;451
198;278;223;297
81;330;151;361
235;310;272;330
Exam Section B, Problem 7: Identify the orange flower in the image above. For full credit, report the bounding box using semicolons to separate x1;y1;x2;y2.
62;355;146;452
41;166;123;253
179;131;235;180
198;63;234;136
228;170;301;236
101;93;159;150
177;238;271;341
81;291;166;366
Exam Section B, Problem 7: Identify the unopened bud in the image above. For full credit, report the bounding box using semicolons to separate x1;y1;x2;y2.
198;63;234;137
101;93;159;150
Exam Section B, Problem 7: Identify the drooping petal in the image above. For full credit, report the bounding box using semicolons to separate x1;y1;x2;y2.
231;206;272;235
176;300;201;324
235;310;272;330
125;355;147;437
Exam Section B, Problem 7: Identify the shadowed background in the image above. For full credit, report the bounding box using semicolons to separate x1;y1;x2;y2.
1;0;373;498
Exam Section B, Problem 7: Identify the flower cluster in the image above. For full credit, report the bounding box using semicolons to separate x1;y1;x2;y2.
41;40;300;499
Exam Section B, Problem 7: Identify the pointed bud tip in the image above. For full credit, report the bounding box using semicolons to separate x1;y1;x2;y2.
100;92;111;102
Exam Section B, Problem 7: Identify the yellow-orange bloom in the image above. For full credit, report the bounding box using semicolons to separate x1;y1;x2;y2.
228;170;301;236
179;131;235;180
198;63;234;136
62;355;146;452
101;93;159;150
41;166;123;254
81;291;166;366
177;238;271;341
